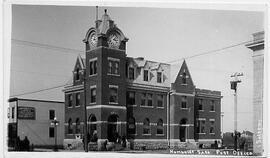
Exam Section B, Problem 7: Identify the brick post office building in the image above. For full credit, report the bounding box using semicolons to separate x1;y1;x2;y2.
63;10;222;150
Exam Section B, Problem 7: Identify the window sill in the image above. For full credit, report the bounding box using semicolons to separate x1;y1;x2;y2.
109;102;118;105
181;108;189;110
127;104;137;107
89;102;96;105
67;106;73;109
142;134;151;136
156;134;165;136
75;105;80;108
129;133;137;136
198;110;204;112
140;105;154;108
89;74;97;77
181;84;188;86
209;111;215;112
198;133;206;135
157;106;165;109
210;133;215;135
107;73;120;77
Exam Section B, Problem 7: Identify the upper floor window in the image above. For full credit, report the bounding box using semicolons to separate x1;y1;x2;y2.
157;119;164;135
141;93;146;106
68;94;73;107
143;70;149;81
181;96;187;109
49;110;55;120
75;93;80;107
157;72;162;83
90;86;97;104
89;59;97;76
210;119;215;134
128;67;135;80
75;68;80;80
143;118;150;135
147;94;153;107
210;100;215;112
198;99;203;111
108;57;120;75
109;85;118;104
128;117;136;135
182;72;187;84
127;91;135;105
197;119;206;134
11;107;15;119
75;118;80;134
157;95;164;107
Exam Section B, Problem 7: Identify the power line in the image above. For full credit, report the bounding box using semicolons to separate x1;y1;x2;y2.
10;84;67;97
11;69;71;78
166;40;253;64
12;38;84;55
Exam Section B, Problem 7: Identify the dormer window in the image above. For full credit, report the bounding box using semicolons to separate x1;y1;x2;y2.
182;72;187;84
128;67;135;80
157;72;162;83
143;70;149;81
75;68;80;80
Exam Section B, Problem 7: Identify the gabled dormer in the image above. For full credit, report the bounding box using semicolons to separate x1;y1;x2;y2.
171;60;195;94
73;55;85;85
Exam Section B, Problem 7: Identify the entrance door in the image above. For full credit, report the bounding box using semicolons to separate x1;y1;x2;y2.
107;114;118;142
179;118;187;142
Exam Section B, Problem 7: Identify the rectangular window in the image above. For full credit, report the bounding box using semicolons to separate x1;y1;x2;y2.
12;107;15;119
128;67;135;80
147;94;153;106
108;60;113;74
75;93;80;107
181;96;187;109
115;61;119;74
210;100;215;112
157;72;162;83
210;120;215;134
157;95;164;107
49;127;54;138
127;91;135;105
197;119;206;134
143;70;149;81
109;86;118;104
90;59;97;76
108;58;120;75
198;99;203;111
49;110;55;120
141;93;146;106
90;87;97;103
68;94;73;107
75;68;80;80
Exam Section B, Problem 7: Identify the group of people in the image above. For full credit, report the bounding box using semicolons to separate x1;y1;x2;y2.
14;136;31;151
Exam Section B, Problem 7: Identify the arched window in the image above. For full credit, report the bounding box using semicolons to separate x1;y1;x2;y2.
68;118;72;134
75;68;80;80
75;118;80;134
157;119;163;134
143;118;150;134
128;117;136;134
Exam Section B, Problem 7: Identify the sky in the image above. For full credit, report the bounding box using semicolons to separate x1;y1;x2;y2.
9;4;264;133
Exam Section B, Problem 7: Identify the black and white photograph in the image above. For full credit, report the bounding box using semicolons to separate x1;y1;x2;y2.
2;1;268;157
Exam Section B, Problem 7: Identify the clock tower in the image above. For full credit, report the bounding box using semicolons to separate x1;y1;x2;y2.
83;9;128;148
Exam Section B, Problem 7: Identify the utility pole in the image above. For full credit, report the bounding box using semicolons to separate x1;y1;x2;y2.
230;72;243;151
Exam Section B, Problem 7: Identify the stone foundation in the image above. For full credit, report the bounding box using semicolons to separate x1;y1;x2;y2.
63;139;83;150
132;139;168;150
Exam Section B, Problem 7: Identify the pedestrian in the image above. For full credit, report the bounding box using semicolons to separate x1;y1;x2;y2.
23;136;30;151
121;135;126;148
15;136;21;151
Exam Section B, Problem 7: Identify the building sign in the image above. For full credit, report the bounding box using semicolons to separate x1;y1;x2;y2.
18;107;36;120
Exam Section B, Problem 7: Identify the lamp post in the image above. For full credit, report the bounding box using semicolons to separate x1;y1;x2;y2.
51;117;59;151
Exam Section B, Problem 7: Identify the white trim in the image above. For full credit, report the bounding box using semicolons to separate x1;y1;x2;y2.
127;104;137;107
90;85;97;89
109;85;119;88
107;57;120;62
134;139;167;142
109;102;118;105
209;118;215;121
86;105;126;110
140;105;154;108
89;57;97;62
197;139;222;143
89;74;97;77
156;134;165;136
171;91;195;97
198;133;206;135
198;110;204;112
142;134;151;136
197;118;206;121
107;73;120;76
157;106;165;109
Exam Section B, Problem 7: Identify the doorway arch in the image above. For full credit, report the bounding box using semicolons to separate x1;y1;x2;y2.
107;114;119;142
88;114;97;141
180;118;188;142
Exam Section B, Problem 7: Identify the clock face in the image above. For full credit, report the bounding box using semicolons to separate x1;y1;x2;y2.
89;32;97;47
108;33;120;48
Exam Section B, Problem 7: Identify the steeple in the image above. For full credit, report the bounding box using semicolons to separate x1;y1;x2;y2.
96;9;115;35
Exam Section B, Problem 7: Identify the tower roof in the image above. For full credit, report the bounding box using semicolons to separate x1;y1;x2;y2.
97;9;115;34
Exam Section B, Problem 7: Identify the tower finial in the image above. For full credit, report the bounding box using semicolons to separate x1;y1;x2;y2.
96;6;98;22
105;9;107;14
